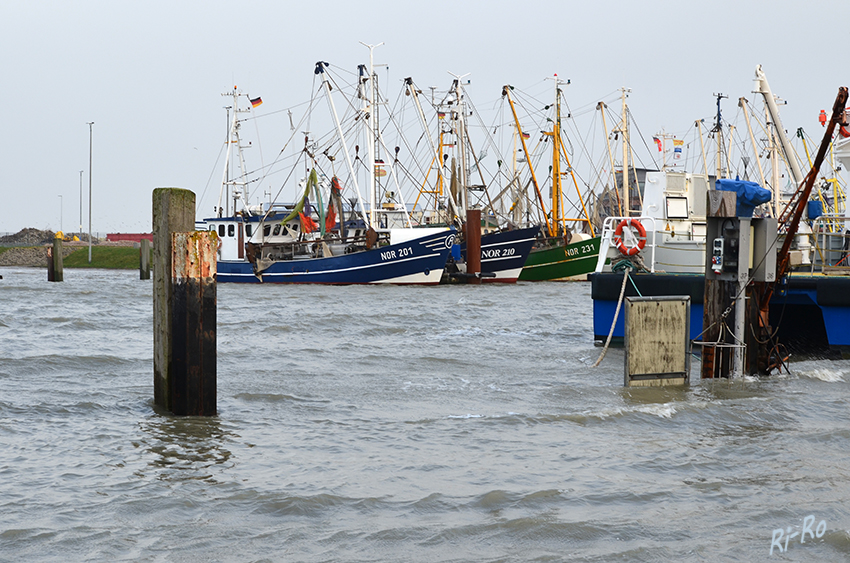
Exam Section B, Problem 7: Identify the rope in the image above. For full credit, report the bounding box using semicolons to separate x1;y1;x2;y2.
593;265;631;367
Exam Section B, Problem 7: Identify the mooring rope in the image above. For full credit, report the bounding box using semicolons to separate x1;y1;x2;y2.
592;266;631;368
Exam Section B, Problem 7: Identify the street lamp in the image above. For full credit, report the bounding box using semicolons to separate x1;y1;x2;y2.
79;170;83;235
87;122;94;263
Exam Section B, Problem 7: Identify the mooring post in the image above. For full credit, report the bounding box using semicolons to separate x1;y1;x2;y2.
153;188;217;415
466;208;482;285
47;237;63;282
140;238;151;280
170;231;217;415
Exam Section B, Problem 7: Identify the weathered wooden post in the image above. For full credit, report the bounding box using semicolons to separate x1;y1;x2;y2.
152;188;217;416
140;238;151;280
624;296;690;387
466;208;482;285
170;231;217;415
47;237;63;282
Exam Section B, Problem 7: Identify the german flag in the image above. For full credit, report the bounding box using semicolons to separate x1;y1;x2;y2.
250;96;263;108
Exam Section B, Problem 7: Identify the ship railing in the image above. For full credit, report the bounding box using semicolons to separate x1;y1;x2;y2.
597;216;660;273
811;214;850;274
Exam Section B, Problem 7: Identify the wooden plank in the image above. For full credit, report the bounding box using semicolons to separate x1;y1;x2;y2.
624;296;690;387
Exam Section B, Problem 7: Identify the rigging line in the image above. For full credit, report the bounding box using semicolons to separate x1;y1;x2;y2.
238;98;312;122
197;141;227;216
626;107;658;171
251;84;322;198
251;106;266;191
325;62;359;78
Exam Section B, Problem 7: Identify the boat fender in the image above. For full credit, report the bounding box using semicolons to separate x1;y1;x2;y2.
613;219;647;257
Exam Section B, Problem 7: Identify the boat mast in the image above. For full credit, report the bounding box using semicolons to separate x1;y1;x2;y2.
451;75;470;221
360;42;384;228
503;84;553;236
598;102;622;216
316;62;371;229
619;88;631;216
712;92;728;180
550;76;562;233
216;87;251;217
695;119;709;179
739;97;768;191
755;65;805;186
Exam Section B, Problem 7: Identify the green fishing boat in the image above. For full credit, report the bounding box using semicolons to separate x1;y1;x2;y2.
519;235;601;281
503;78;600;281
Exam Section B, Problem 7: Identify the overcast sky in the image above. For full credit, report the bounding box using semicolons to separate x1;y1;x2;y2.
1;0;846;234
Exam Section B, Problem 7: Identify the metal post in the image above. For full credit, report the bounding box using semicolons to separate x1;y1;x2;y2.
79;170;83;236
87;122;94;263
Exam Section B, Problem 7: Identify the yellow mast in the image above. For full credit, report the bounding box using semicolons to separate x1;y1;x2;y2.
503;85;554;237
546;78;595;237
548;78;562;233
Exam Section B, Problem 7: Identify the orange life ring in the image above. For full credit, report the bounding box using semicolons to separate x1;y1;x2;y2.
613;219;647;256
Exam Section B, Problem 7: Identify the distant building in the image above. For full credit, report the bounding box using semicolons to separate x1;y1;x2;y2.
106;233;153;243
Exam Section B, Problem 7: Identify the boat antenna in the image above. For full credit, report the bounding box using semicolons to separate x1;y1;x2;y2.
711;92;728;179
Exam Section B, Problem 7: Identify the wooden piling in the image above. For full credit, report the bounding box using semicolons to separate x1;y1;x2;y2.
466;209;482;285
140;238;151;280
47;238;63;282
153;188;207;414
170;231;217;416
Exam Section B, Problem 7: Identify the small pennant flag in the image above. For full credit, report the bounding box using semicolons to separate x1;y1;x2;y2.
673;139;683;159
437;112;446;119
522;132;530;139
653;136;662;152
250;96;263;108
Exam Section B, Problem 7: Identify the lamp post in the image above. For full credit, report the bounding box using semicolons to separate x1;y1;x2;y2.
79;170;83;235
58;195;63;233
87;122;94;263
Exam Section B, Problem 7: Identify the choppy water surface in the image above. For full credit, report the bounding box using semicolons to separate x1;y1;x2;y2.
1;267;849;562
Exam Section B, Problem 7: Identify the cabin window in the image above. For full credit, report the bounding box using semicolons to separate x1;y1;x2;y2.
272;224;282;236
692;223;707;240
292;223;299;232
228;224;235;237
666;196;689;219
218;225;225;237
263;225;271;237
209;224;215;231
246;225;253;237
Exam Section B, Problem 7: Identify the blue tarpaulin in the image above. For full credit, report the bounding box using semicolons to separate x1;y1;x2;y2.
716;179;772;217
807;200;823;222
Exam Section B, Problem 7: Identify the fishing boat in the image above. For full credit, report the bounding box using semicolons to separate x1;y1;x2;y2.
500;79;601;281
203;58;455;285
404;75;537;283
590;67;850;359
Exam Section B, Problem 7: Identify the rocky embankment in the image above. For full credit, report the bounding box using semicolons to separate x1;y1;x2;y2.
0;228;94;267
0;246;80;267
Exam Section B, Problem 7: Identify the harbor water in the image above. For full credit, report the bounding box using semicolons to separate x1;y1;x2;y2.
1;267;849;561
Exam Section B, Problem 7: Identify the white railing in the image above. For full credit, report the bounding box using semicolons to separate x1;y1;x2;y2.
597;216;660;273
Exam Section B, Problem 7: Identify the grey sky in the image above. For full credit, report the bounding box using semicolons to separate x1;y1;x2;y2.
1;0;845;234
